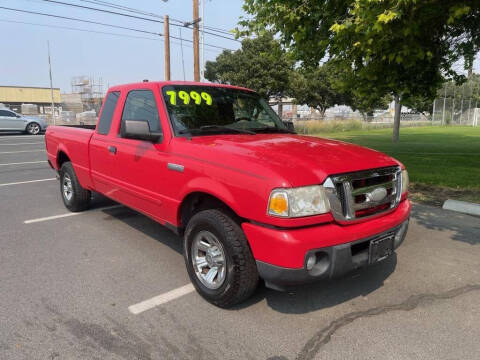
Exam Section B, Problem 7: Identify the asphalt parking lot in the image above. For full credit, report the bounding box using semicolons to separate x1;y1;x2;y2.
1;133;479;360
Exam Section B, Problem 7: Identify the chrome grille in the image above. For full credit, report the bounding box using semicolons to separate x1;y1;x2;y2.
324;166;402;222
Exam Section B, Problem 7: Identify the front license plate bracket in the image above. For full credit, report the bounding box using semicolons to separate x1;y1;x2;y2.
369;235;394;264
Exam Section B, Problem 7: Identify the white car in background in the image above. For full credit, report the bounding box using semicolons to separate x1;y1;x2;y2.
0;109;47;135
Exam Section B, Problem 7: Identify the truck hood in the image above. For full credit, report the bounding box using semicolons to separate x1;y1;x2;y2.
181;134;400;187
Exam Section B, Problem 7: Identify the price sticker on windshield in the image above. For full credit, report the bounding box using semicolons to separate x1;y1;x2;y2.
165;91;212;106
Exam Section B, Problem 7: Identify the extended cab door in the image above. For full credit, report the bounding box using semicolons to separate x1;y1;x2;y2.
91;87;170;223
89;91;122;196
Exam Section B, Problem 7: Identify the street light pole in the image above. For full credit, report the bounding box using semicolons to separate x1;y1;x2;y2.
164;15;171;81
442;84;447;125
47;40;55;126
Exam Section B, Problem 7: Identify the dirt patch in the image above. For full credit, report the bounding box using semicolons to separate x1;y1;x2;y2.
408;183;480;207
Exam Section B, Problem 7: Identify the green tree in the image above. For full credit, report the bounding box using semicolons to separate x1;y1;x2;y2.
204;33;293;117
347;92;391;120
330;63;391;119
402;95;434;116
288;63;347;117
240;1;480;141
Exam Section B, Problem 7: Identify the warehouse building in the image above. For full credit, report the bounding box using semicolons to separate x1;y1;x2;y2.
0;85;61;115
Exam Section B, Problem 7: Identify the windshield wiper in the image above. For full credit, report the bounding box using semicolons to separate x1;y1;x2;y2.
250;127;296;134
200;125;256;134
179;126;256;136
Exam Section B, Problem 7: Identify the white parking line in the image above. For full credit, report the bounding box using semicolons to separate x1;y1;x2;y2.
0;178;56;187
24;204;123;224
0;161;47;166
128;284;195;315
0;150;45;154
0;142;44;146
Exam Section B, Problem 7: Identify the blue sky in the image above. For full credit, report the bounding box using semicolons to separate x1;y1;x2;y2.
0;0;245;92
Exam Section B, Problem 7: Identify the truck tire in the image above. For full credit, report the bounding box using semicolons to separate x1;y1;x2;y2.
59;161;91;212
184;209;258;308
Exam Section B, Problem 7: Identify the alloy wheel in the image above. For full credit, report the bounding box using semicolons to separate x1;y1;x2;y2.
191;230;227;289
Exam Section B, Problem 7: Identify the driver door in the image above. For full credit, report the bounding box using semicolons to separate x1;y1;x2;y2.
102;89;170;222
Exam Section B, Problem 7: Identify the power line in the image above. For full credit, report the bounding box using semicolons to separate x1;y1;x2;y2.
182;23;238;42
0;5;160;36
79;0;235;36
38;0;241;42
41;0;166;25
79;0;172;21
0;6;233;50
0;18;224;54
0;18;157;41
79;0;189;29
204;25;233;36
25;0;237;38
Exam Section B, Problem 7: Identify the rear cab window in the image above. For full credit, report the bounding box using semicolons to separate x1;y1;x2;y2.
97;91;120;135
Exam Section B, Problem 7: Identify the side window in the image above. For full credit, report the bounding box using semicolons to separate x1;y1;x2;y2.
0;110;15;117
97;91;120;135
121;90;161;134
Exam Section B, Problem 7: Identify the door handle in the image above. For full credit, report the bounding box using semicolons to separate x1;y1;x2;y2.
108;145;117;154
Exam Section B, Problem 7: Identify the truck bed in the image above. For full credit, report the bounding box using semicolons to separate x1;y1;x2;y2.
45;125;95;189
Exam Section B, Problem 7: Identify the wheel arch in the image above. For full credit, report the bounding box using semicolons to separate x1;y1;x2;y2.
177;191;243;234
56;150;71;169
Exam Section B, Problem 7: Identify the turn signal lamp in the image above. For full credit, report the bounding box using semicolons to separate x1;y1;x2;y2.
268;191;288;217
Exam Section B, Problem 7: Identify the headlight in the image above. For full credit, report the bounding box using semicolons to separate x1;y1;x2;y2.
268;185;330;218
401;169;409;194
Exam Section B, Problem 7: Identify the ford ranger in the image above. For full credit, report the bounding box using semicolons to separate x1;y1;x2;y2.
45;81;410;307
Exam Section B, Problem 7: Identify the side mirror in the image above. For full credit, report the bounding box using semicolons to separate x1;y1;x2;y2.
123;120;163;142
16;114;21;118
283;121;295;132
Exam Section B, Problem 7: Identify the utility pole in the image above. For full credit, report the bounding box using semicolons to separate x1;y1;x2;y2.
47;41;55;126
193;0;200;82
200;0;205;81
164;15;171;81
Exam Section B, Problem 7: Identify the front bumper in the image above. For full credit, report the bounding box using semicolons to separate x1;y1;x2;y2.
242;199;410;288
257;220;408;289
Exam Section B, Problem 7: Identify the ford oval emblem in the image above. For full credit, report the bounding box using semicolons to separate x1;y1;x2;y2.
367;187;387;202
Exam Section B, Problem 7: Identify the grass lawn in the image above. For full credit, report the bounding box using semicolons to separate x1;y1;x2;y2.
313;126;480;204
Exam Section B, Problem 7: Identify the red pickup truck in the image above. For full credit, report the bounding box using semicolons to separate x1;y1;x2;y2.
45;81;410;307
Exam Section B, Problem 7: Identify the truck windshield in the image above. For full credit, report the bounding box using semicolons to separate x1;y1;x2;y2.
161;85;290;136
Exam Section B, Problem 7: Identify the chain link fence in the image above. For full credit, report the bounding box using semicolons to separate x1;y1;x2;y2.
286;113;434;135
431;79;480;126
432;97;479;125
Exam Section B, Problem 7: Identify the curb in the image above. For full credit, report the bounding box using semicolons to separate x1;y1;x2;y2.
442;199;480;217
